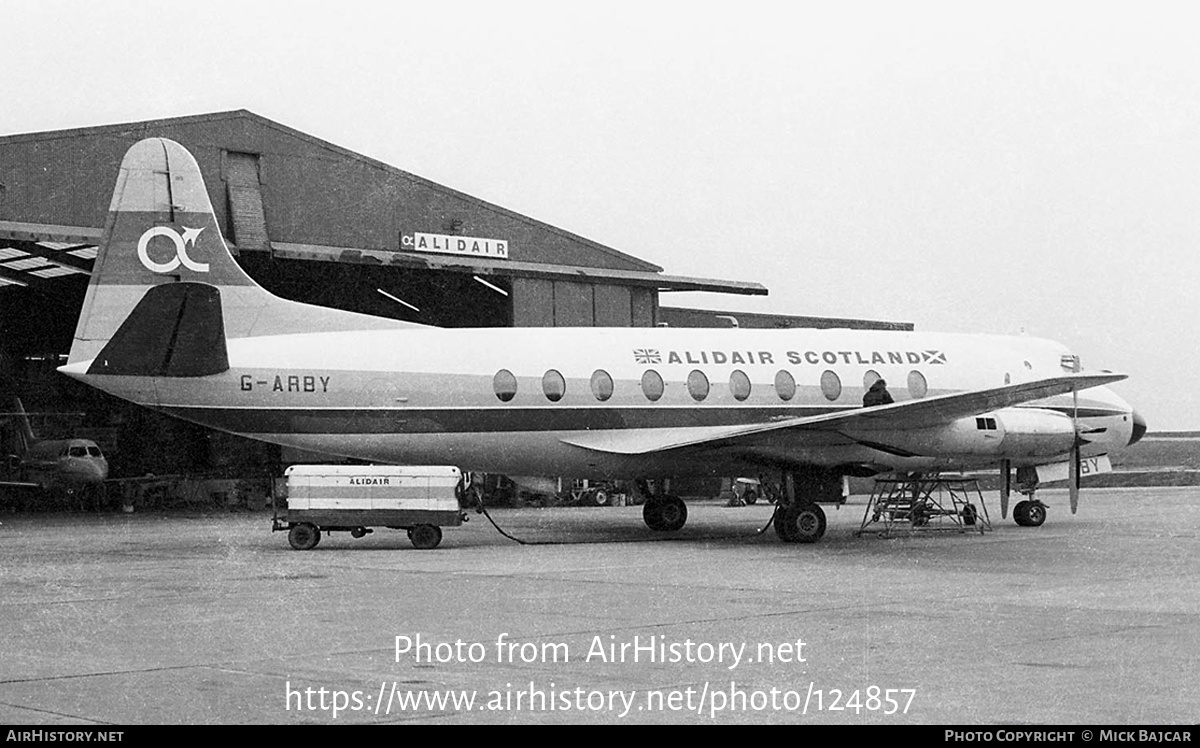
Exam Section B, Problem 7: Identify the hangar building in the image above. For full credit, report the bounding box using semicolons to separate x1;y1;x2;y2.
0;110;909;484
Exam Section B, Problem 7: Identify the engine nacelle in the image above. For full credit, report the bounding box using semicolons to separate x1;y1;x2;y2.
847;408;1076;460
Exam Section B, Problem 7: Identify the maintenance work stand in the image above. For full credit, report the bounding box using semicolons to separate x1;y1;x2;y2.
856;474;992;538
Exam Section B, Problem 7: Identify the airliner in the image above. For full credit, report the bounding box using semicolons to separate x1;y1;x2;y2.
58;138;1145;542
0;398;109;499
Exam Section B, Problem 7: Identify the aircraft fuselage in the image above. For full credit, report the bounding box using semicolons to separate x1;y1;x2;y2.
68;325;1137;479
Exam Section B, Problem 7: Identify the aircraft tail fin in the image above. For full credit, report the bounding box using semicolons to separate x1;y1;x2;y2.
66;138;262;367
11;398;35;455
66;138;410;369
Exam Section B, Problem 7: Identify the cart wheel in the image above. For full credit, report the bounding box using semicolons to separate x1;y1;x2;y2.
410;524;442;550
744;488;758;505
288;523;320;551
350;527;368;539
961;504;977;526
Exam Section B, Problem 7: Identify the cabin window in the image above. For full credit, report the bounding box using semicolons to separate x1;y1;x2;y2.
774;370;796;401
975;417;997;430
820;370;842;401
493;369;518;402
686;370;710;401
641;370;664;402
542;369;566;402
907;370;928;399
729;370;751;401
590;370;614;401
864;370;881;389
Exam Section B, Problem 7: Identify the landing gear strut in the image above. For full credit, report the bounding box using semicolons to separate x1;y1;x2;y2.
771;468;836;543
1011;466;1047;527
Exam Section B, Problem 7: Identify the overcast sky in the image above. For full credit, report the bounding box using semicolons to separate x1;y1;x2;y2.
4;1;1198;430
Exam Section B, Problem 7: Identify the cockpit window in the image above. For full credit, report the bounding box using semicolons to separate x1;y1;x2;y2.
87;446;103;457
69;446;87;457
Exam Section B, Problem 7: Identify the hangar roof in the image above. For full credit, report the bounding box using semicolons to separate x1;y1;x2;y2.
0;221;98;287
0;110;766;296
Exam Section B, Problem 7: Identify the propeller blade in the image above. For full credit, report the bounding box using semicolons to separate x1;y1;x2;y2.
1069;388;1080;514
1069;441;1081;514
1000;459;1010;519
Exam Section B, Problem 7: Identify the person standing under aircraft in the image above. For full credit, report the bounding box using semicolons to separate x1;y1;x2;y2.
863;379;894;407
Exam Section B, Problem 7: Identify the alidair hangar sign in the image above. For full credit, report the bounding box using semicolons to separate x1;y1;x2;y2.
402;231;510;259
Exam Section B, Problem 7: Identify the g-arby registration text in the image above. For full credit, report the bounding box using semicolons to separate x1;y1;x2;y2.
5;732;124;743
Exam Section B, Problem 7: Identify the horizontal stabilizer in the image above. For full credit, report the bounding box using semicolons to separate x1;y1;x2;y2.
87;282;229;377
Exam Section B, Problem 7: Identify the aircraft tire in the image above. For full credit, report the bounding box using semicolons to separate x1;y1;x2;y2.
350;527;369;539
1013;500;1031;526
643;500;662;529
776;503;826;543
644;496;687;531
1023;502;1047;527
410;524;442;550
288;523;320;551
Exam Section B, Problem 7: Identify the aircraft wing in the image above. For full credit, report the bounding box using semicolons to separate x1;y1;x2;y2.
0;479;42;490
560;372;1127;456
105;473;194;485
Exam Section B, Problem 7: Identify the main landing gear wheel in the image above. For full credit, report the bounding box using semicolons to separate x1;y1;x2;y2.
643;495;688;532
1013;500;1047;527
408;524;443;550
774;503;827;543
288;523;321;551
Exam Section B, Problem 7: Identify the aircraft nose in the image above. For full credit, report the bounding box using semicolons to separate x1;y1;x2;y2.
1128;410;1147;446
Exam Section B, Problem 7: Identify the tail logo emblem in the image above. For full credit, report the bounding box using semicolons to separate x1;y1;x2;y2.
137;226;209;273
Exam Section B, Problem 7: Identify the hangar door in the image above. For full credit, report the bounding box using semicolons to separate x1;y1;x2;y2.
510;278;655;327
223;151;270;251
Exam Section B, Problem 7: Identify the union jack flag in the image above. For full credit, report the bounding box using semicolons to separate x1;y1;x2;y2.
633;348;661;364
